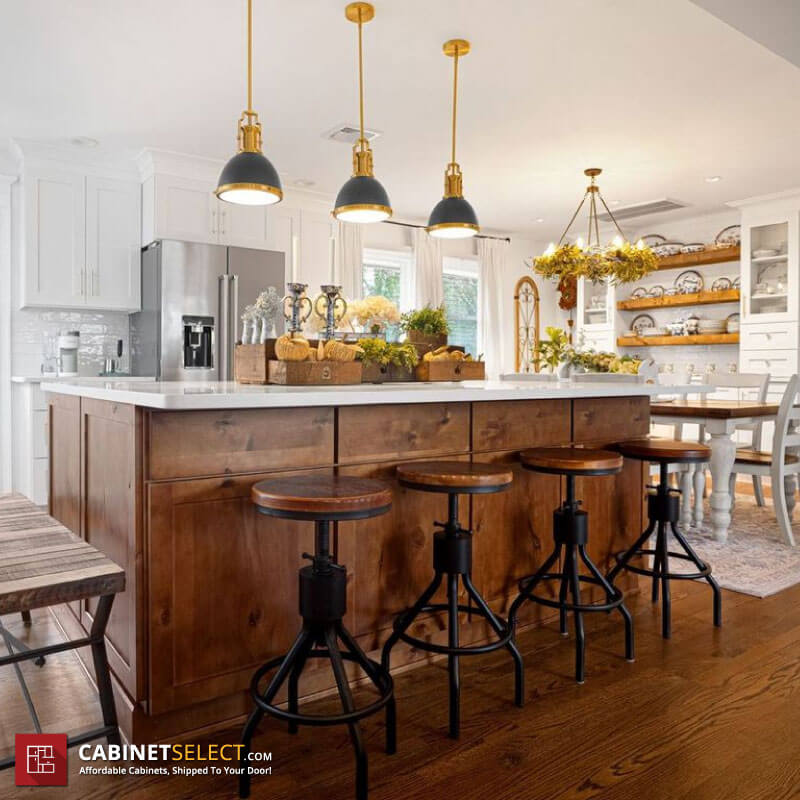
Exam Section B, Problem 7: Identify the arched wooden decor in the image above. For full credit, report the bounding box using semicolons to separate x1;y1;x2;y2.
514;276;541;373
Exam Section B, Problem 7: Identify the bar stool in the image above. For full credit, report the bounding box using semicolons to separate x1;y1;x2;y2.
608;438;722;639
508;447;634;684
240;475;395;800
381;461;524;740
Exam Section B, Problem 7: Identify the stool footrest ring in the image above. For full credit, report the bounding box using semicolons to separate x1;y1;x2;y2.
250;650;393;727
613;548;712;581
395;602;513;656
517;573;625;614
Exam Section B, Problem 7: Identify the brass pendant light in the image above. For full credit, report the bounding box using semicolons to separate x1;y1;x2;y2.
215;0;283;206
332;2;392;223
427;39;479;239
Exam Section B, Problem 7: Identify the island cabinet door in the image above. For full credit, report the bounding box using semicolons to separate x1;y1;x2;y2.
80;398;143;702
146;469;334;714
470;400;571;628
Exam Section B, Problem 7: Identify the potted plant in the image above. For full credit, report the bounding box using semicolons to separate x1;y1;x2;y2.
400;305;450;349
536;326;573;375
358;339;419;383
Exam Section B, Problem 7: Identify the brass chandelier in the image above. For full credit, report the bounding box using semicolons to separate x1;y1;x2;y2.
534;168;657;284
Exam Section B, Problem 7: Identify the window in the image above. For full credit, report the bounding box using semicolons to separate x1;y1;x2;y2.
443;256;480;356
361;248;414;310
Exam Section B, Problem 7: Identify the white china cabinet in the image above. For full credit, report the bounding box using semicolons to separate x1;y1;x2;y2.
576;277;615;350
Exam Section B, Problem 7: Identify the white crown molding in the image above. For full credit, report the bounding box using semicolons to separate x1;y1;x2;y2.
11;138;139;180
727;188;800;208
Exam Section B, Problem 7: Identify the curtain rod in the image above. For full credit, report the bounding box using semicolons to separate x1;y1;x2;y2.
382;219;511;243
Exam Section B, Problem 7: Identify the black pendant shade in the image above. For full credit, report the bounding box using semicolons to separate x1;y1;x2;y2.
216;150;283;206
427;195;479;238
333;175;391;223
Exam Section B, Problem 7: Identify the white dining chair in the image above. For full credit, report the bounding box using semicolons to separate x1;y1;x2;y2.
730;373;800;546
696;372;770;507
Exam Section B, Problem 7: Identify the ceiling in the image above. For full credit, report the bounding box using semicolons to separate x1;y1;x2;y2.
1;0;799;239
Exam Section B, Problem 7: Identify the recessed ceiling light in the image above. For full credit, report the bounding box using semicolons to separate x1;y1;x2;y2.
293;178;316;188
535;218;544;223
705;175;722;183
610;200;620;206
70;136;99;148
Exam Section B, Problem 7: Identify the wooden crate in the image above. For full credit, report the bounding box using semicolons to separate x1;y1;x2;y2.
361;363;416;383
234;343;275;384
416;360;485;382
268;360;363;385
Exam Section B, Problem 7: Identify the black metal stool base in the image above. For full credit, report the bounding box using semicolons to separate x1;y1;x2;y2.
239;521;395;800
381;493;524;740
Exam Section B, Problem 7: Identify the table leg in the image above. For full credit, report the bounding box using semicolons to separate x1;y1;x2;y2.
679;467;693;529
693;465;704;527
708;431;737;542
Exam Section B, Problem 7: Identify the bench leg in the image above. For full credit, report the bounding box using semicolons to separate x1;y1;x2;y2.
90;594;121;746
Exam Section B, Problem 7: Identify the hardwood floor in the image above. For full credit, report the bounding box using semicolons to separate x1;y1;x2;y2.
2;580;800;799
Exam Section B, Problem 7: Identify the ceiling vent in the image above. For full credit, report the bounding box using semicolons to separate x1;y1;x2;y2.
598;198;688;222
325;124;381;144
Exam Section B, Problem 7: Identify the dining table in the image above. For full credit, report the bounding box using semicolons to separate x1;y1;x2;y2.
650;399;782;542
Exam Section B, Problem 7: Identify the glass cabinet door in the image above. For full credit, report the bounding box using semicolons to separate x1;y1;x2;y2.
742;219;795;321
578;278;612;328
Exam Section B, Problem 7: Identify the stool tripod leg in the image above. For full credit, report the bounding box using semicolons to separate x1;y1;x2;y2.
558;570;570;636
578;546;635;662
670;522;722;627
447;573;460;739
508;543;561;628
337;623;397;755
239;628;311;799
287;634;315;735
462;572;524;708
658;522;671;639
325;627;368;800
381;572;443;672
607;518;656;583
566;547;585;684
651;541;662;603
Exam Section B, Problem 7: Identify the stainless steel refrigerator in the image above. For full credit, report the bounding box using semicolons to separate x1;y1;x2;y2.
130;240;286;381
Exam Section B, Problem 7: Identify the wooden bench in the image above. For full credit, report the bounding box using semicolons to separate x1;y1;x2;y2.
0;493;125;768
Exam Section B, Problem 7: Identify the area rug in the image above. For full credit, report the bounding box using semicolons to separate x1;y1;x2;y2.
673;496;800;598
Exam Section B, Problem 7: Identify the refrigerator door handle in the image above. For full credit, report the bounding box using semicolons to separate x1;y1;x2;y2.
229;274;239;382
219;274;230;381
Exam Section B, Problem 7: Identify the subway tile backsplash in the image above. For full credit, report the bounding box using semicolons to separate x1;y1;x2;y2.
11;308;130;377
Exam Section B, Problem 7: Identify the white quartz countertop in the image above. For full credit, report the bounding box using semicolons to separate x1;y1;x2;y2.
40;378;709;411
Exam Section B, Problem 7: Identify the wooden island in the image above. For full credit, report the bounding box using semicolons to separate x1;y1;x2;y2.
43;379;658;744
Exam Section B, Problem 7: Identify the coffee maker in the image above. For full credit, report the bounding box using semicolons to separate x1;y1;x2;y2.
57;331;80;377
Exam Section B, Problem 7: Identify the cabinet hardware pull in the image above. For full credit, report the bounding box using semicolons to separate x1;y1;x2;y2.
220;210;226;235
211;209;217;235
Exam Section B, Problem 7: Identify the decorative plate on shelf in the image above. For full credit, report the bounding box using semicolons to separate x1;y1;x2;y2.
653;241;685;257
640;234;667;248
630;314;657;335
714;225;741;247
680;243;705;254
711;276;732;291
732;276;741;289
630;287;648;299
674;269;704;294
647;285;665;298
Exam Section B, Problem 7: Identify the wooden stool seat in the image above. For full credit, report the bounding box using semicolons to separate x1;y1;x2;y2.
396;461;513;494
615;437;710;464
521;447;623;476
251;475;392;521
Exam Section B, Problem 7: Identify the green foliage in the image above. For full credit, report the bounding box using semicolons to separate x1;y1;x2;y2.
357;339;419;371
400;305;450;336
534;241;657;285
536;326;571;371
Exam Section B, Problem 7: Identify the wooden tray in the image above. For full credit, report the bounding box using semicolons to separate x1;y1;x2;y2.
361;363;416;383
234;343;277;384
268;360;363;385
416;360;485;382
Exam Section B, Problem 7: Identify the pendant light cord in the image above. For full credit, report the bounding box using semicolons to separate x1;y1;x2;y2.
246;0;253;113
451;48;459;165
357;8;365;145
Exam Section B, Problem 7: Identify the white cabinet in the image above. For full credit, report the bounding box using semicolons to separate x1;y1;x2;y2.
22;168;141;311
576;278;614;350
23;168;86;308
299;211;335;290
86;177;141;310
11;381;49;506
145;174;271;249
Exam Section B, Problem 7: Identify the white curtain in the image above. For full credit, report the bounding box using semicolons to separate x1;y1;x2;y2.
413;227;443;308
335;221;363;300
477;237;509;379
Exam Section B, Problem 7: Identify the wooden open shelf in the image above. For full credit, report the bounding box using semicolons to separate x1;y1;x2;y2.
654;245;740;271
617;333;740;347
617;288;740;311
